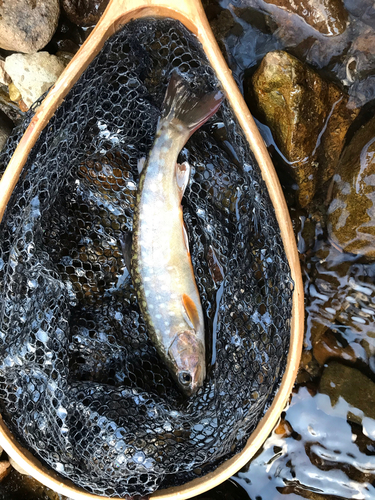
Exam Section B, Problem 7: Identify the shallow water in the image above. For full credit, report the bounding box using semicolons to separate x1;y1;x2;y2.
1;1;375;499
200;1;375;499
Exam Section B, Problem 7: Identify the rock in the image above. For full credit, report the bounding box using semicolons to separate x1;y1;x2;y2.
0;0;60;53
0;461;11;482
0;60;11;86
208;9;237;64
56;51;74;67
0;89;24;125
0;110;14;152
251;50;358;207
274;417;292;438
263;0;348;36
61;0;109;27
319;362;375;424
4;52;67;109
328;114;375;258
345;0;375;29
46;16;87;55
8;456;28;476
8;83;22;103
313;330;356;365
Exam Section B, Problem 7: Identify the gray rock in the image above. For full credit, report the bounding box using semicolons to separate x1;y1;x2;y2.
4;52;67;109
0;0;60;54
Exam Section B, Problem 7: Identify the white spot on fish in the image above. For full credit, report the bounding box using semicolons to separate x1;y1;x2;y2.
169;311;175;316
144;277;151;282
155;314;162;319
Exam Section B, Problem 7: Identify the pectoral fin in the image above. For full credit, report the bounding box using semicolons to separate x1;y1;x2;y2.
176;161;190;200
181;293;200;331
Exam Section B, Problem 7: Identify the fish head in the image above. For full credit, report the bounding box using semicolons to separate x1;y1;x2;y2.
168;330;205;396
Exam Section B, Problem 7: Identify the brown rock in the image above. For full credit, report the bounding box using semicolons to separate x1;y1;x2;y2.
61;0;109;27
0;461;11;482
319;362;375;424
274;418;292;437
0;0;60;53
328;114;375;258
313;330;356;365
8;457;28;476
264;0;348;36
252;51;358;207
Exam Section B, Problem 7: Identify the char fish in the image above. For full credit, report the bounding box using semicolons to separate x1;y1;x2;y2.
130;72;223;396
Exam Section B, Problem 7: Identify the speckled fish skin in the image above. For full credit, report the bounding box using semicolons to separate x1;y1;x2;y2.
131;72;223;396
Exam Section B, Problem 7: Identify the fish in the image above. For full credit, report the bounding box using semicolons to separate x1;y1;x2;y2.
130;72;223;396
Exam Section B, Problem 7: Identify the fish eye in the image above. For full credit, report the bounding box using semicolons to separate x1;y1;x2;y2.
179;372;192;386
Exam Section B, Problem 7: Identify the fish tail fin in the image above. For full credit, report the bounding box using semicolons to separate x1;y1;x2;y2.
161;72;223;140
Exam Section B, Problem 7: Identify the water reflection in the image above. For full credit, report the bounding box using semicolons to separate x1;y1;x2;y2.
234;388;375;499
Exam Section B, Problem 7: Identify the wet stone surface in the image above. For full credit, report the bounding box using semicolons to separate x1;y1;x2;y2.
263;0;348;36
61;0;109;27
328;113;375;258
251;50;358;207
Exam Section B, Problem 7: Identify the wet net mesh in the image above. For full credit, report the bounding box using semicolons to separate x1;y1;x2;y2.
0;18;293;498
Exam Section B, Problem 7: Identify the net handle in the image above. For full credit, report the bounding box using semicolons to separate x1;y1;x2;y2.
0;1;304;499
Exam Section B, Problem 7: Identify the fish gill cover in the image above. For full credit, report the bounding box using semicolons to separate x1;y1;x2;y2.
0;18;292;498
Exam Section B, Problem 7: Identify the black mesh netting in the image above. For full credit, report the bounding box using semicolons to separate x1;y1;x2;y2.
0;18;293;498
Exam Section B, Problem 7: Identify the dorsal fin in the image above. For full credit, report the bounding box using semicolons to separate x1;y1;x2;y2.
181;293;200;331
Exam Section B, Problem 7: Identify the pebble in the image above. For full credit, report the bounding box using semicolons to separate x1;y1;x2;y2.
0;0;60;53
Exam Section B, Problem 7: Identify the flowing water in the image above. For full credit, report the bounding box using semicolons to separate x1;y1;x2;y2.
199;1;375;499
